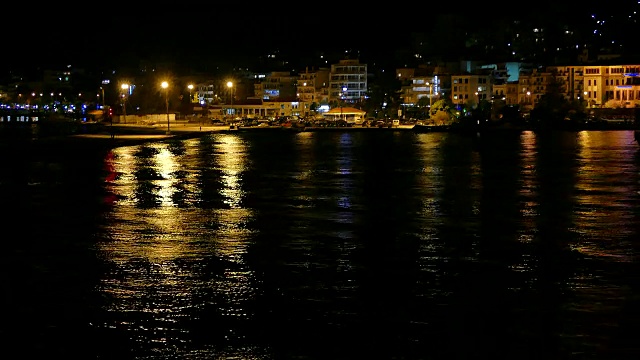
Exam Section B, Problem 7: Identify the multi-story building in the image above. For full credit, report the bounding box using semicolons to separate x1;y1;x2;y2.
546;65;585;103
296;67;330;105
450;73;492;107
329;59;367;104
255;71;298;101
397;65;439;107
401;76;439;108
518;67;555;109
492;82;520;106
582;64;640;108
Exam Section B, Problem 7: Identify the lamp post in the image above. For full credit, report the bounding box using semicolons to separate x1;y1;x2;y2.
584;91;588;108
340;85;347;121
227;81;233;120
188;84;194;103
121;83;128;124
161;81;170;134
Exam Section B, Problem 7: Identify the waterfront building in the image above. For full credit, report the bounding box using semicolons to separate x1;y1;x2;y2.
581;64;640;108
451;73;492;108
329;59;367;105
296;67;330;108
492;82;520;106
254;71;298;101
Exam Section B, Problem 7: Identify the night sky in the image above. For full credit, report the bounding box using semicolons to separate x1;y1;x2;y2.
1;1;634;74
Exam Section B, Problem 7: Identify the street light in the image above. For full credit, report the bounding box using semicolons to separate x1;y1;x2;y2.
227;81;233;120
99;86;105;108
161;81;170;134
340;85;347;121
121;83;128;124
188;84;194;103
584;91;589;107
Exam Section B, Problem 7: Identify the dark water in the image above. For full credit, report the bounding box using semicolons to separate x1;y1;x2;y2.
3;130;640;359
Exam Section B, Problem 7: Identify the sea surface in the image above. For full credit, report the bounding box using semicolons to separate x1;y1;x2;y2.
2;129;640;359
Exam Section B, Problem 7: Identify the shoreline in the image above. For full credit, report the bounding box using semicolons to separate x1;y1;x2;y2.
2;122;638;153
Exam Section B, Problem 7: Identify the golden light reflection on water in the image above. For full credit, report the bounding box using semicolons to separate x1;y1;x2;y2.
518;131;538;239
572;131;638;262
413;130;639;280
211;135;255;261
99;136;258;351
414;133;447;288
216;135;247;209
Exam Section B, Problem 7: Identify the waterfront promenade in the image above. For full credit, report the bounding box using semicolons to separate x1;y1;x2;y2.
68;122;415;147
0;122;417;153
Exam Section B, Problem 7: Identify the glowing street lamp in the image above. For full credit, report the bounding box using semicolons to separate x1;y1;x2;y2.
121;83;128;124
227;81;234;119
340;85;347;121
161;81;170;134
188;84;194;103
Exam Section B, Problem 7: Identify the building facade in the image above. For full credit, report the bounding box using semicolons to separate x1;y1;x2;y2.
329;59;367;104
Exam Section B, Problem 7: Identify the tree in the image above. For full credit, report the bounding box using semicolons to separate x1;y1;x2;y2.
429;98;456;125
604;99;625;109
529;76;575;128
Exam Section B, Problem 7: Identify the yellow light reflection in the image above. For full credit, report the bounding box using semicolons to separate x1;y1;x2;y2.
154;145;179;206
98;136;259;350
518;131;538;222
213;134;254;263
105;143;191;261
572;131;636;261
216;135;246;209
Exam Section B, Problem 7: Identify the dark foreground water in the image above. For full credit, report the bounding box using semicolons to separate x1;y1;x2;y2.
2;130;640;359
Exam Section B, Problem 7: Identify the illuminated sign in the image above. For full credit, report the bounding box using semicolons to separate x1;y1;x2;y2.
623;73;639;77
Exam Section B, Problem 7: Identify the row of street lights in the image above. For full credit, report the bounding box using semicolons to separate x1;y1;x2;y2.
105;81;233;134
116;80;171;133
